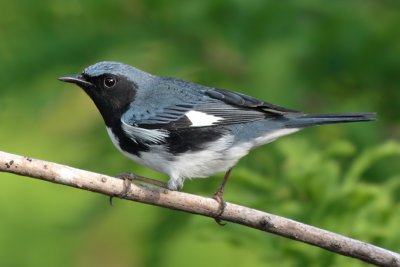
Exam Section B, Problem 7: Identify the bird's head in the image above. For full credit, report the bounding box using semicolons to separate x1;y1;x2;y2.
58;61;152;126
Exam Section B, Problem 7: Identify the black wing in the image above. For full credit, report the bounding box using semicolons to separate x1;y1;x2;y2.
204;88;299;114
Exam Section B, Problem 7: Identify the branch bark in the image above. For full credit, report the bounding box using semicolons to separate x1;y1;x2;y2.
0;150;398;266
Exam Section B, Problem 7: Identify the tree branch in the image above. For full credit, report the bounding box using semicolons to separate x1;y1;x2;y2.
0;150;398;266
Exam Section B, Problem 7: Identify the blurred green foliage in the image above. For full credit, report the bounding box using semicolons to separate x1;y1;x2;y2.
0;1;399;266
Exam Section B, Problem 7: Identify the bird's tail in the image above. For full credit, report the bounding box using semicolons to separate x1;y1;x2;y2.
284;112;376;128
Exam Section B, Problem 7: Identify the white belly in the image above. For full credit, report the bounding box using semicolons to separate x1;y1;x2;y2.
106;127;251;189
106;126;298;190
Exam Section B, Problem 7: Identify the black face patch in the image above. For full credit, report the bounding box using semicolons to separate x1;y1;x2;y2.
81;74;137;127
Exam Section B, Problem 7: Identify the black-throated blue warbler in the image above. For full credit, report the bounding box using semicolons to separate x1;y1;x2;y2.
59;61;375;214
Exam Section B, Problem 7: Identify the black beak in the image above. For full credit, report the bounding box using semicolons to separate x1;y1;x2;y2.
58;74;93;87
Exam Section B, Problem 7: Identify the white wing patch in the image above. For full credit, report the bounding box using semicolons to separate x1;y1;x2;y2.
185;110;223;127
121;120;169;144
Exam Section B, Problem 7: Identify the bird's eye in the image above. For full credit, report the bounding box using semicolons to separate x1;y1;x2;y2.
104;77;116;88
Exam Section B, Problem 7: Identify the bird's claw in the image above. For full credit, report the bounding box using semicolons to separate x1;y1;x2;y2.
213;191;227;226
109;173;135;206
211;168;232;225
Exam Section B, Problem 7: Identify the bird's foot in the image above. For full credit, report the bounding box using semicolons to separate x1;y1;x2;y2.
117;172;168;188
109;172;168;205
211;168;232;225
109;173;135;205
213;190;227;226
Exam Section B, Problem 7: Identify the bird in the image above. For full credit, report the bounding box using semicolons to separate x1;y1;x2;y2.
58;61;375;216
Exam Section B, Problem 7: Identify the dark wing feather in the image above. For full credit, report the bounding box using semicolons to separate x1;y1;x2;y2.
204;88;299;114
123;80;300;130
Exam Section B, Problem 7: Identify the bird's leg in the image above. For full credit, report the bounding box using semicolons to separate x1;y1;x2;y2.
213;168;233;225
117;172;168;188
109;172;168;205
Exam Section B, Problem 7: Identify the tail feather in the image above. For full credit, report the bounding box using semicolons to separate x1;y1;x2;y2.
284;112;376;128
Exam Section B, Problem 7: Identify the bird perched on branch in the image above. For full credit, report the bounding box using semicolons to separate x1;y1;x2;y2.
59;61;375;219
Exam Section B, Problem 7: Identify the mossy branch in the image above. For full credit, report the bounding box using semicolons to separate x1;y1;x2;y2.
0;150;398;266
